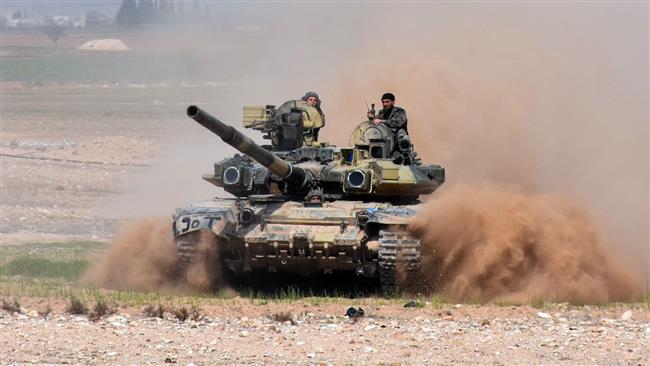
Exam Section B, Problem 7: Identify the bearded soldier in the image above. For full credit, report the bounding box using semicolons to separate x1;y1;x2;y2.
369;92;407;134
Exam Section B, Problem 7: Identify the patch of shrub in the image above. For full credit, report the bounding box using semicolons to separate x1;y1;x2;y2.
271;311;293;323
143;304;166;318
66;295;87;315
88;299;116;322
38;304;52;318
173;306;189;322
189;305;203;321
0;298;20;313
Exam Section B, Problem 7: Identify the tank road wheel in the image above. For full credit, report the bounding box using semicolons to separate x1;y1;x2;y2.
378;230;421;295
175;231;223;291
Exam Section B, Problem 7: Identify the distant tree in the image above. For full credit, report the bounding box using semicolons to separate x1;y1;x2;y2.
191;0;201;16
11;10;23;20
115;0;138;26
43;25;65;47
158;0;169;21
85;10;100;26
177;0;184;17
137;0;155;24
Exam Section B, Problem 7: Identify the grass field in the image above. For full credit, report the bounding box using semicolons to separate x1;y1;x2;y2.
2;45;210;82
1;27;267;82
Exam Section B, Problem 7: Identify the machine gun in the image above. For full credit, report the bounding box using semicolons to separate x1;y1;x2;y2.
242;101;324;151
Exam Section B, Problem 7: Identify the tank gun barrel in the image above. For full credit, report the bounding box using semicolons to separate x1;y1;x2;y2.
187;105;306;187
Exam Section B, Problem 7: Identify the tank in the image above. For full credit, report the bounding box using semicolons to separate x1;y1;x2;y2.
172;101;445;293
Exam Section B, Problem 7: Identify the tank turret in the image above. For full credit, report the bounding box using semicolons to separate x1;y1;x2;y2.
187;104;444;203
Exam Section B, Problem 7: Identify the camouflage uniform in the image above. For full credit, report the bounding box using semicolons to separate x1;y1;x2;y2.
301;91;325;141
377;106;407;133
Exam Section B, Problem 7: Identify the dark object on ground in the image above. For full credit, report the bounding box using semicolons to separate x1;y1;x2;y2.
404;301;418;308
346;307;365;318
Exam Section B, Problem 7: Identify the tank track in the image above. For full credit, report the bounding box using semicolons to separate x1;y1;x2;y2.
175;231;201;270
378;230;421;294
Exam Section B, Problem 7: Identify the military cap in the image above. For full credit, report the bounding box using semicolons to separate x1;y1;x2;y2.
381;92;395;101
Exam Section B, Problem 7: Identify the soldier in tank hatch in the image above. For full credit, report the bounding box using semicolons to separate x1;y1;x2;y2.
367;92;410;160
370;92;407;133
301;91;326;141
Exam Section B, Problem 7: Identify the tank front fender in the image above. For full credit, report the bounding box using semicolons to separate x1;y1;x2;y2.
364;207;416;226
172;206;237;238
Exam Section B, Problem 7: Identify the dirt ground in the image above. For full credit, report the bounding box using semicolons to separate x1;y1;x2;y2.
1;33;649;365
1;299;649;365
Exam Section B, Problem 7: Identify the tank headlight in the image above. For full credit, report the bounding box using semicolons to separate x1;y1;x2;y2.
240;208;254;224
223;166;241;185
347;170;366;189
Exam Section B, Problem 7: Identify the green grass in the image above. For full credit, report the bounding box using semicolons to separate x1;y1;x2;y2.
428;294;448;309
0;241;107;266
0;256;89;280
1;46;211;82
0;241;106;283
0;241;107;298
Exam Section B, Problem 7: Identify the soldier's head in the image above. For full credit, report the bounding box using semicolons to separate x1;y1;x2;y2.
306;96;318;107
302;91;320;107
381;92;395;109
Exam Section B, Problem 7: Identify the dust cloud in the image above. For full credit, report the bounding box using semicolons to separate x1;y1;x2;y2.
409;185;642;303
83;218;227;292
83;218;178;290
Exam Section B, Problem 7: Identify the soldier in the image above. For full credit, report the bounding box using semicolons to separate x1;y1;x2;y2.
301;91;325;117
370;92;407;133
301;91;326;140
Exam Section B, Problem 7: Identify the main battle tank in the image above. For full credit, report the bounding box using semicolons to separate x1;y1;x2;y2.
173;101;445;293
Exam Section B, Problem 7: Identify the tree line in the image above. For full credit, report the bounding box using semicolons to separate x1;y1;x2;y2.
115;0;210;26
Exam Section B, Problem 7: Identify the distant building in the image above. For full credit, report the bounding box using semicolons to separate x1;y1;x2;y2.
3;12;110;29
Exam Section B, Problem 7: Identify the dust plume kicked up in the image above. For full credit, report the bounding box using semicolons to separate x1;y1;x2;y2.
409;185;642;303
82;218;179;290
83;218;228;292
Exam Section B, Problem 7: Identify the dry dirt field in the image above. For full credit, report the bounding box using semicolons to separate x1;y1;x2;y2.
1;33;649;365
1;299;649;365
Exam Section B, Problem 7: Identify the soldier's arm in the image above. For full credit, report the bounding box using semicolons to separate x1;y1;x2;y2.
381;108;407;129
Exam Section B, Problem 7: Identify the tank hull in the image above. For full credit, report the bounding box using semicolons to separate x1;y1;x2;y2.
173;197;421;292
